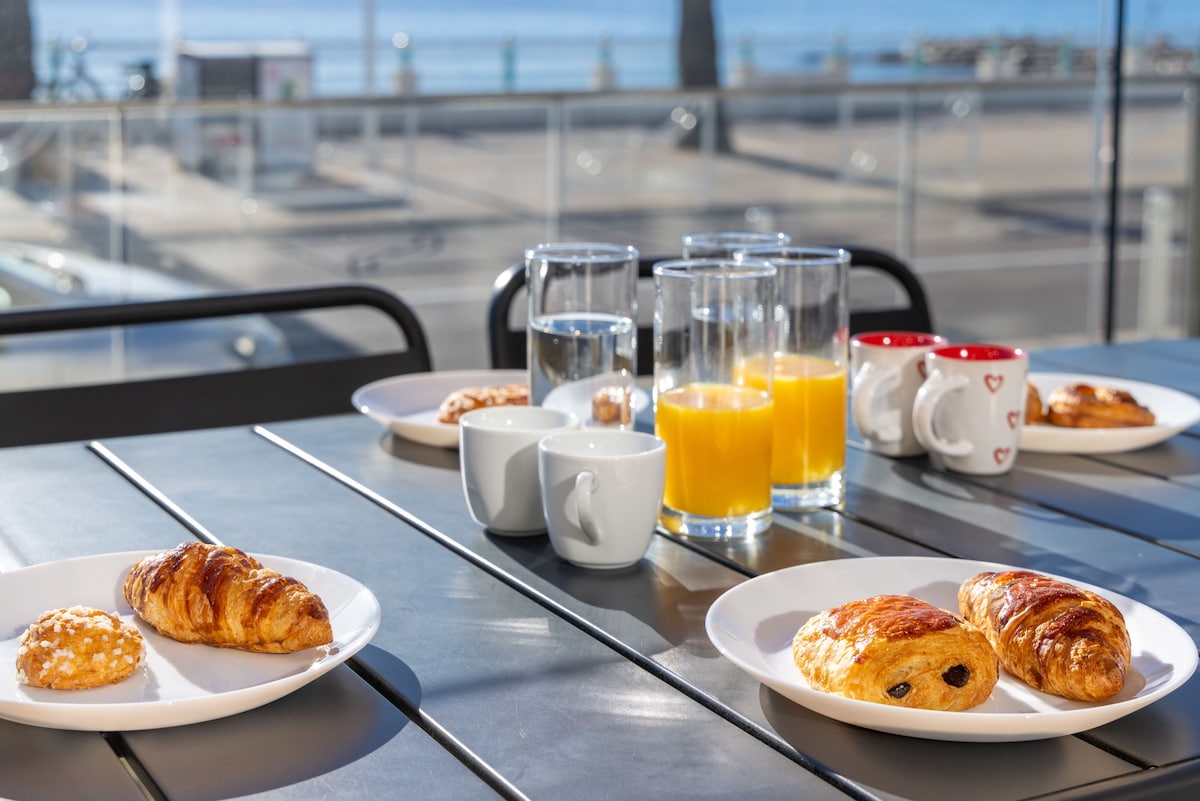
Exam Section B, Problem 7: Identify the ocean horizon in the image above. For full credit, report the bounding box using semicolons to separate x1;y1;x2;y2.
25;0;1200;99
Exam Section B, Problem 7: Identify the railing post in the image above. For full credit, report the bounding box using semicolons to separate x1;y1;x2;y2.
1139;186;1173;338
1186;79;1200;336
896;89;918;260
404;102;419;201
546;100;564;241
837;92;853;188
701;93;716;205
107;108;126;268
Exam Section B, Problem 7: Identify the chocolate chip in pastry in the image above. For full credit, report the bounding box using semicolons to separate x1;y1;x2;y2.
793;594;998;711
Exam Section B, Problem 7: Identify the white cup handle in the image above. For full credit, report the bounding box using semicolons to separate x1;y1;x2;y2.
912;373;974;457
853;363;902;443
573;470;601;545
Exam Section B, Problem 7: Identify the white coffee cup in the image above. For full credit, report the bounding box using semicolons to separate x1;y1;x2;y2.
912;344;1028;475
538;429;666;569
460;406;579;535
851;331;948;457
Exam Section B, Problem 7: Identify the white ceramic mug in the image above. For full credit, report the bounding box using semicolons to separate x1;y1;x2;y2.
912;344;1028;475
538;429;666;569
851;331;948;457
460;406;579;535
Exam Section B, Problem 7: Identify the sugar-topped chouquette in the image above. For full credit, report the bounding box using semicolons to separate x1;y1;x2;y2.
16;606;145;690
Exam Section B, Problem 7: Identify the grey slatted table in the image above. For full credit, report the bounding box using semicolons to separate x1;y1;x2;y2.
0;338;1198;801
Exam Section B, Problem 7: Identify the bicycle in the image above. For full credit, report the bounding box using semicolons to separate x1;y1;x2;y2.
34;35;105;103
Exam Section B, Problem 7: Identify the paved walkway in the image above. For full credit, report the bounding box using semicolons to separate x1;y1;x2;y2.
1;92;1194;369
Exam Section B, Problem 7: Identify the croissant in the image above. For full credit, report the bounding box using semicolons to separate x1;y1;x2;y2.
123;542;333;653
958;570;1130;701
792;594;999;711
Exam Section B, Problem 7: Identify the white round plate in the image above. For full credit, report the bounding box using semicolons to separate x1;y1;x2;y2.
1021;372;1200;454
0;550;380;731
704;556;1196;742
542;371;651;426
352;369;526;448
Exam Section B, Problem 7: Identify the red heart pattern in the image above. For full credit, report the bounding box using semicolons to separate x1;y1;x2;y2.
984;374;1004;393
1006;410;1020;429
993;447;1012;464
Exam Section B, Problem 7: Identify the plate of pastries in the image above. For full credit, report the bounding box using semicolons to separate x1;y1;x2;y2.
1021;372;1200;454
353;369;528;448
705;556;1196;741
0;541;380;730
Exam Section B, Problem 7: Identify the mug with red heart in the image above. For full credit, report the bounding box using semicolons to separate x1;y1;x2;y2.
911;343;1028;475
850;331;948;457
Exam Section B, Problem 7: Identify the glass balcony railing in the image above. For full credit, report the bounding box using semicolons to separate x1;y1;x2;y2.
0;74;1196;376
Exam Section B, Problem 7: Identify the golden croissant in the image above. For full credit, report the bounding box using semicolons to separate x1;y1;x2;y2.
792;594;999;711
123;542;333;653
958;570;1130;701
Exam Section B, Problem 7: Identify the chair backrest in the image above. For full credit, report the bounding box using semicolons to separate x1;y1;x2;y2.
487;257;659;376
841;245;935;335
488;246;933;373
0;283;432;447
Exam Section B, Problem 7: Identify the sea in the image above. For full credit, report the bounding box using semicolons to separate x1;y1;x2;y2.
25;0;1200;100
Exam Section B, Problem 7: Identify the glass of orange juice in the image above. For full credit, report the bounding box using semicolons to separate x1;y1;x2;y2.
652;258;776;539
736;246;849;509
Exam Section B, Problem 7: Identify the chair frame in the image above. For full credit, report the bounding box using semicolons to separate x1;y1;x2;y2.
837;244;934;335
0;284;432;447
487;257;658;376
488;246;934;372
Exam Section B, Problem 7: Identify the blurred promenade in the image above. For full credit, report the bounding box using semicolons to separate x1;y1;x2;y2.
0;87;1193;369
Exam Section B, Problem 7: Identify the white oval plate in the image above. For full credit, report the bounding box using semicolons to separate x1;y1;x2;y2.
1021;373;1200;454
352;369;527;448
705;556;1196;742
542;371;651;426
0;550;380;731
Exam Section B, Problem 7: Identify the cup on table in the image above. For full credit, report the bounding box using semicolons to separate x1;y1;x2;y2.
911;343;1028;475
525;243;638;412
681;231;790;259
653;258;776;539
736;245;849;509
850;331;949;457
538;429;666;569
459;405;579;535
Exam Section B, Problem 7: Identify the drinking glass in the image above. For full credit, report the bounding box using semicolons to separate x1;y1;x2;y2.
681;231;790;258
736;245;849;509
652;258;776;539
526;243;638;408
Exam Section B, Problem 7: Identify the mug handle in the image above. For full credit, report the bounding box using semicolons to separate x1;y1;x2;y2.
574;470;602;545
852;362;902;443
912;373;974;457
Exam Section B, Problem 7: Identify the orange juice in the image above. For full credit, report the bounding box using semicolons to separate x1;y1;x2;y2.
655;383;773;518
743;354;846;485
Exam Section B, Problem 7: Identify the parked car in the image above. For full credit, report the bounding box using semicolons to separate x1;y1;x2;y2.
0;241;292;391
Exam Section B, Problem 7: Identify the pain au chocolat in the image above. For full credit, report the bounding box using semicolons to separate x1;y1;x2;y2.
793;594;999;711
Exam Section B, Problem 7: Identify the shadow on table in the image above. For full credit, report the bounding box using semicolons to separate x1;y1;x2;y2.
486;532;731;655
120;655;414;800
380;432;461;471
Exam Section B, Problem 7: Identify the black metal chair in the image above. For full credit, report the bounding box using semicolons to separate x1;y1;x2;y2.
0;283;432;447
487;246;934;372
839;244;935;335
